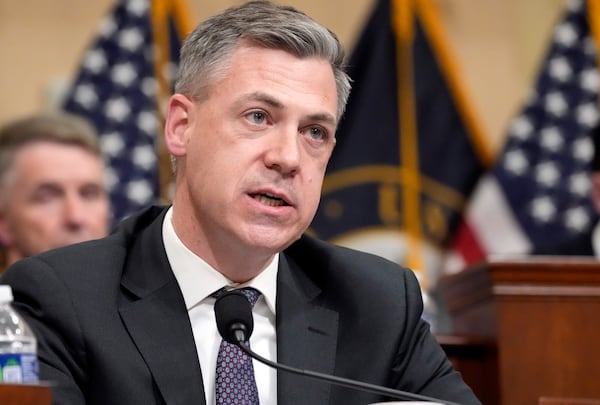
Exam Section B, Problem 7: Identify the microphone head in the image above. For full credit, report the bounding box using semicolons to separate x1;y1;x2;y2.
214;290;254;344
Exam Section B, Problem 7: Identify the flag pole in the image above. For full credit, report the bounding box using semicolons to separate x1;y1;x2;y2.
171;0;195;36
589;0;600;107
392;0;428;289
151;0;173;205
151;0;194;206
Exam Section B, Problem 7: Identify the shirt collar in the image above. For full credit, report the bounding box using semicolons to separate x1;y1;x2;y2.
162;206;278;314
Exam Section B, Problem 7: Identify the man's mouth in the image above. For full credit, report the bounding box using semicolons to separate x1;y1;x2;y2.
250;192;290;207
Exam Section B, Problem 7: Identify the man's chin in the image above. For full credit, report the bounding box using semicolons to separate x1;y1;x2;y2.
248;225;303;248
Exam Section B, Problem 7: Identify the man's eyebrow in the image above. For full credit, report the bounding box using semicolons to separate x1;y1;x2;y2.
240;91;337;126
240;92;284;109
307;112;337;128
34;182;62;191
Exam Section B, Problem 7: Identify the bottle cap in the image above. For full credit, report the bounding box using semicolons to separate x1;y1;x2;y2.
0;285;14;303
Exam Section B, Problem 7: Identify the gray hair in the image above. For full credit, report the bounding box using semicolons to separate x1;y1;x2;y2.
0;112;102;190
175;0;352;120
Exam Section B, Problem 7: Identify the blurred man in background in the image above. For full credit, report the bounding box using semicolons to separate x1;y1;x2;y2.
0;112;110;269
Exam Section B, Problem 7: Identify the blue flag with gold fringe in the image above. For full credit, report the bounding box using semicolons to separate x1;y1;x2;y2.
309;0;490;281
62;0;192;224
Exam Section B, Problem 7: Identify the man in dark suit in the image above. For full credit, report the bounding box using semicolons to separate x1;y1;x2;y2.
0;1;480;404
534;124;600;256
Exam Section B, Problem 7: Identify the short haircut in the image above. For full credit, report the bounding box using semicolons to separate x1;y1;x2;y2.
0;111;102;190
175;0;352;120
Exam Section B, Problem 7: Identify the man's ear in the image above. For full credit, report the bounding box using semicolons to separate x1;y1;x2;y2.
164;94;195;158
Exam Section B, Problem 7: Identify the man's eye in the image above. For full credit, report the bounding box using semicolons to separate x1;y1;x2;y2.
31;188;60;204
80;185;106;201
308;126;327;141
247;111;267;124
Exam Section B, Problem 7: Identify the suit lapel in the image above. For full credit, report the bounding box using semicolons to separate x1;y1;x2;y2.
276;253;339;405
119;208;206;405
114;208;340;405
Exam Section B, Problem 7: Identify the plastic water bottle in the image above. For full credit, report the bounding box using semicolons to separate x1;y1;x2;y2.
0;285;39;383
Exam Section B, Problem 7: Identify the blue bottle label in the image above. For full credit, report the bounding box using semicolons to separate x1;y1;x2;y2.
0;353;39;383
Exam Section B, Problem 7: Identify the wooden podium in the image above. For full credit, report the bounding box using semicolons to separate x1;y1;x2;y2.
438;257;600;405
0;383;51;405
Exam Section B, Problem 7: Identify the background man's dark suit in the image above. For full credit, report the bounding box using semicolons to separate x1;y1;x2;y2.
1;206;479;404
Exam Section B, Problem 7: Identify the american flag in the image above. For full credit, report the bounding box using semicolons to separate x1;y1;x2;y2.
449;0;600;269
62;0;191;224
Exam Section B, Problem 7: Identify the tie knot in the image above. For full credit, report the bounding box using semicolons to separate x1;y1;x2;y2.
212;287;261;307
238;287;261;306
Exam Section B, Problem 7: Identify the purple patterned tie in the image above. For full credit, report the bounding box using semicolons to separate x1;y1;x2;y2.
214;287;261;405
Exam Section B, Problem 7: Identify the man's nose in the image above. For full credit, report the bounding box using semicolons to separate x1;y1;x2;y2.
264;128;301;176
63;195;87;227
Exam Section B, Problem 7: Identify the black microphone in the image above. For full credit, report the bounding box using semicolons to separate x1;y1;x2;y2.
214;290;464;405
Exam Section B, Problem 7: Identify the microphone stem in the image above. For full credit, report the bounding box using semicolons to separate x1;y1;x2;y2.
236;341;464;405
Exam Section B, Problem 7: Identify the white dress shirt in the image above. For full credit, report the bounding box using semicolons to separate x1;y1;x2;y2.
162;207;278;404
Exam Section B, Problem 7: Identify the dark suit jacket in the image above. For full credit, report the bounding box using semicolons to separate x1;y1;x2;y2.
1;206;480;405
